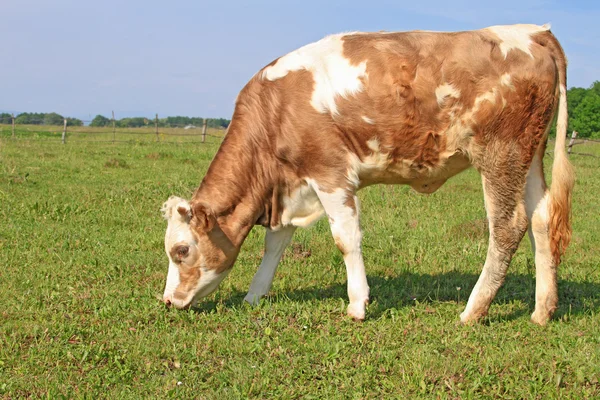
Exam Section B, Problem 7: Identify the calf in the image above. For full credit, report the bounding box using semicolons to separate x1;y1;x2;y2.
160;24;574;325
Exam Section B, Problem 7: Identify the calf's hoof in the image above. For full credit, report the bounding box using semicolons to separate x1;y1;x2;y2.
531;298;557;326
531;309;553;326
347;300;368;321
459;310;486;325
243;293;263;306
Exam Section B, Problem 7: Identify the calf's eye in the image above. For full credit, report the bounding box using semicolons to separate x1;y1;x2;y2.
175;245;189;259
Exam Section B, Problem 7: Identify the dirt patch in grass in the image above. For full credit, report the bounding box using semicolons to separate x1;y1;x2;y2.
145;152;173;160
448;183;480;193
9;172;30;184
290;242;311;259
451;218;488;240
183;158;198;165
104;158;129;168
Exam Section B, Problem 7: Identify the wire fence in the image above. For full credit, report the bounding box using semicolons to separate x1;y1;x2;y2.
3;117;600;159
566;131;600;159
0;113;226;145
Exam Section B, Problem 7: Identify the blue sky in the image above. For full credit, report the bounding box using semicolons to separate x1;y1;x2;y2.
2;0;598;120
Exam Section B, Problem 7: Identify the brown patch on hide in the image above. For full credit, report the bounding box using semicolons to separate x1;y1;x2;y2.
256;184;282;229
483;170;529;258
173;266;201;301
344;191;357;215
471;78;556;170
412;132;444;170
334;236;348;256
199;224;243;275
190;202;216;233
492;203;528;256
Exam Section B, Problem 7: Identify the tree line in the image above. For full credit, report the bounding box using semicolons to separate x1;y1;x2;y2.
0;112;230;129
89;115;230;129
0;112;83;126
1;81;599;137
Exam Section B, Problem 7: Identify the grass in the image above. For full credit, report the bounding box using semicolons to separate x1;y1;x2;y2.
0;129;599;398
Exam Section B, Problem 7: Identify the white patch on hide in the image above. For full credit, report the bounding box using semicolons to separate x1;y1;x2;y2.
486;24;549;59
435;83;461;106
167;267;230;309
261;33;367;115
163;260;181;301
500;73;514;89
162;197;197;302
280;184;325;228
362;116;375;124
473;88;498;110
347;138;392;188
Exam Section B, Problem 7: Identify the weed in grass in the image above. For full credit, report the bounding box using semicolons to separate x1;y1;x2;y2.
104;158;129;168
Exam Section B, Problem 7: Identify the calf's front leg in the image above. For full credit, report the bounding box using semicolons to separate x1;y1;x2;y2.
244;226;296;305
312;184;369;320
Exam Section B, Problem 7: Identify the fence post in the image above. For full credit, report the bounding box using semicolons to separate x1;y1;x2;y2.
202;119;207;143
11;113;15;138
62;118;67;144
112;110;116;143
568;130;577;155
155;114;159;142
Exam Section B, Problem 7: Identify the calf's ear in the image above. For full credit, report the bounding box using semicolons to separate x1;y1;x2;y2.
176;202;192;221
191;201;216;232
161;195;191;221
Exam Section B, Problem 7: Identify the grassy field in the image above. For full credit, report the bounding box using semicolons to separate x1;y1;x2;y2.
1;128;599;398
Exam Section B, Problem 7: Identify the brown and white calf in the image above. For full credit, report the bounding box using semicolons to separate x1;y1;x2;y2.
161;24;574;325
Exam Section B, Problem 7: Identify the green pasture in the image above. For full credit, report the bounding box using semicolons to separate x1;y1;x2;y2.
0;129;599;398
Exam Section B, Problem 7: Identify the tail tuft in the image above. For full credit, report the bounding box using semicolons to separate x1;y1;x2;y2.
548;77;575;265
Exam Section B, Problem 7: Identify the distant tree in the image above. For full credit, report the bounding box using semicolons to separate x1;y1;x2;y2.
15;112;44;125
90;115;111;127
12;112;84;126
548;85;599;137
567;87;588;119
117;117;148;128
14;113;27;124
163;116;191;127
571;92;600;138
591;80;600;97
206;118;229;129
0;113;12;124
43;112;65;125
66;117;83;127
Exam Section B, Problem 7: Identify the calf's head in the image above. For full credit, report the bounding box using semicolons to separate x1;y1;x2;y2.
160;196;236;309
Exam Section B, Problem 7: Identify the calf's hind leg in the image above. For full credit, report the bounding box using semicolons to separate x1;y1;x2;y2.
525;152;557;325
460;171;529;323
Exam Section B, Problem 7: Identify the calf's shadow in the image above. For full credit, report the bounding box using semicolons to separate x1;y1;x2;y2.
190;271;600;322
